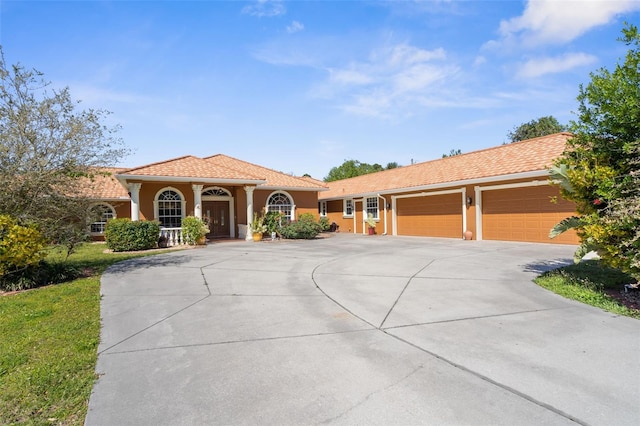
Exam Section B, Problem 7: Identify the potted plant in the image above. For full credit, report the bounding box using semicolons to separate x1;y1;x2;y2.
250;212;267;241
181;216;209;245
365;213;376;235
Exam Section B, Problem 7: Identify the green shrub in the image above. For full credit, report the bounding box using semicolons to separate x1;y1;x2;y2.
264;211;286;234
319;217;330;232
181;216;209;245
0;215;47;279
104;219;160;252
280;214;322;239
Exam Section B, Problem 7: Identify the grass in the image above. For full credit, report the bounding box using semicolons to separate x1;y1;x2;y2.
0;243;167;425
535;259;640;319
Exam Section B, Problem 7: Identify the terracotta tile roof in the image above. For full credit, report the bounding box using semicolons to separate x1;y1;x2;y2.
204;154;327;190
77;168;130;199
319;132;572;200
299;175;329;187
118;155;264;181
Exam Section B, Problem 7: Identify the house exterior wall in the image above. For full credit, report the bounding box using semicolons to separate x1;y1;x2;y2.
253;189;319;220
112;184;322;239
321;179;578;244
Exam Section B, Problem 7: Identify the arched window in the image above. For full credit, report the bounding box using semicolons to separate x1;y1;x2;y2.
267;192;294;220
202;187;231;197
157;189;183;228
90;203;115;234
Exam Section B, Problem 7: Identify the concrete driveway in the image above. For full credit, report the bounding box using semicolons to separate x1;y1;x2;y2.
85;234;639;425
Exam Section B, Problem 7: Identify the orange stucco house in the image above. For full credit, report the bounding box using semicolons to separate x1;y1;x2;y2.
88;133;578;245
88;154;327;241
317;132;578;244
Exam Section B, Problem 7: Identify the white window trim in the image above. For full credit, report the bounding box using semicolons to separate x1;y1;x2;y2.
366;196;379;220
319;201;327;217
343;199;354;218
266;190;296;220
89;202;116;235
153;186;187;228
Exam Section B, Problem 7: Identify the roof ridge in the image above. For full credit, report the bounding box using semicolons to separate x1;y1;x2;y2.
421;131;573;164
119;155;201;174
207;154;326;187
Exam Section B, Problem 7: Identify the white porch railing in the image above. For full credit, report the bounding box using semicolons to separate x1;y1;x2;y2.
159;227;185;247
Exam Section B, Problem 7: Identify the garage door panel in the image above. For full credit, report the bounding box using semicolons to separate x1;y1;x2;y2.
397;194;462;238
482;186;578;244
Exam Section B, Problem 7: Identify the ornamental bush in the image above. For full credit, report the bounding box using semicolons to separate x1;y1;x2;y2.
319;217;331;232
104;219;160;252
181;216;209;245
280;213;322;239
0;215;47;279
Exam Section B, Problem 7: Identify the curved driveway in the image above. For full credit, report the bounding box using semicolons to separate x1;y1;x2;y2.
86;234;639;425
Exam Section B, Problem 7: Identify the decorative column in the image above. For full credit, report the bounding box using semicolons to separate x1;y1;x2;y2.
192;184;204;219
244;185;255;241
128;183;142;221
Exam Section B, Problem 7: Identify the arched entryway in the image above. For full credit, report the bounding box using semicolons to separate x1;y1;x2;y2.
201;187;235;239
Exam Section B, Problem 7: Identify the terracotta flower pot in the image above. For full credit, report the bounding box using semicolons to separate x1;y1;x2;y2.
252;232;263;242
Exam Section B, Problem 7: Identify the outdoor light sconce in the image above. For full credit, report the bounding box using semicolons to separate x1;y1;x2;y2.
466;196;473;206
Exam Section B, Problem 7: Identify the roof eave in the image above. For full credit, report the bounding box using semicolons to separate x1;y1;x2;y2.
319;169;551;201
115;174;267;186
256;185;329;192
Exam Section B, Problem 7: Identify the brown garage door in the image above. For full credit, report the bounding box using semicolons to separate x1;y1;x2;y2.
482;185;578;244
397;193;462;238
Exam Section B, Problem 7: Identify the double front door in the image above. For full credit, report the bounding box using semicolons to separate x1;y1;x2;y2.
203;201;230;238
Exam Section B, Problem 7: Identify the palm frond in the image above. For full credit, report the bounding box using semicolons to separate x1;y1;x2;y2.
549;216;583;238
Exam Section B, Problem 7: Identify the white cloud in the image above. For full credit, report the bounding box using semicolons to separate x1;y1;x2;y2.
329;68;374;85
473;56;486;67
516;53;598;78
323;44;458;118
242;0;286;18
286;20;304;34
496;0;640;47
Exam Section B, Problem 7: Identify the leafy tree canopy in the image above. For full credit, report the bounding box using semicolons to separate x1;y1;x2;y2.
324;159;400;182
442;148;462;158
0;47;129;250
551;23;640;279
508;116;567;142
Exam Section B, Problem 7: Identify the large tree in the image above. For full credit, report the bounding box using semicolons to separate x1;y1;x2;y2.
442;148;462;158
0;48;128;246
324;159;399;182
508;116;567;142
551;23;640;279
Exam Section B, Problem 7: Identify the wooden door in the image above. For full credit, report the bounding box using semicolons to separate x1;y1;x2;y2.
203;201;230;238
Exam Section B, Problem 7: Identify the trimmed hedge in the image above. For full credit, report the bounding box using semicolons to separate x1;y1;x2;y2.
104;219;160;252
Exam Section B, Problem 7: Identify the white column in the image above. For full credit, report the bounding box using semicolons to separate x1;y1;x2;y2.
461;189;467;239
244;185;255;241
475;186;483;241
128;183;142;221
192;184;204;219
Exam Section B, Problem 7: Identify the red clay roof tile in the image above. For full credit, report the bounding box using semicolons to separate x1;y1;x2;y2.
319;132;571;200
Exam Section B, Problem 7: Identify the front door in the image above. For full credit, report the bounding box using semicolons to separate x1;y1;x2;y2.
203;201;230;238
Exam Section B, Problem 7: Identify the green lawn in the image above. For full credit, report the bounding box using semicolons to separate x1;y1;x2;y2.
0;243;166;425
535;260;640;319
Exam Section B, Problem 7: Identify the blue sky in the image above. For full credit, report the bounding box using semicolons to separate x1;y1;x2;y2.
2;1;639;179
